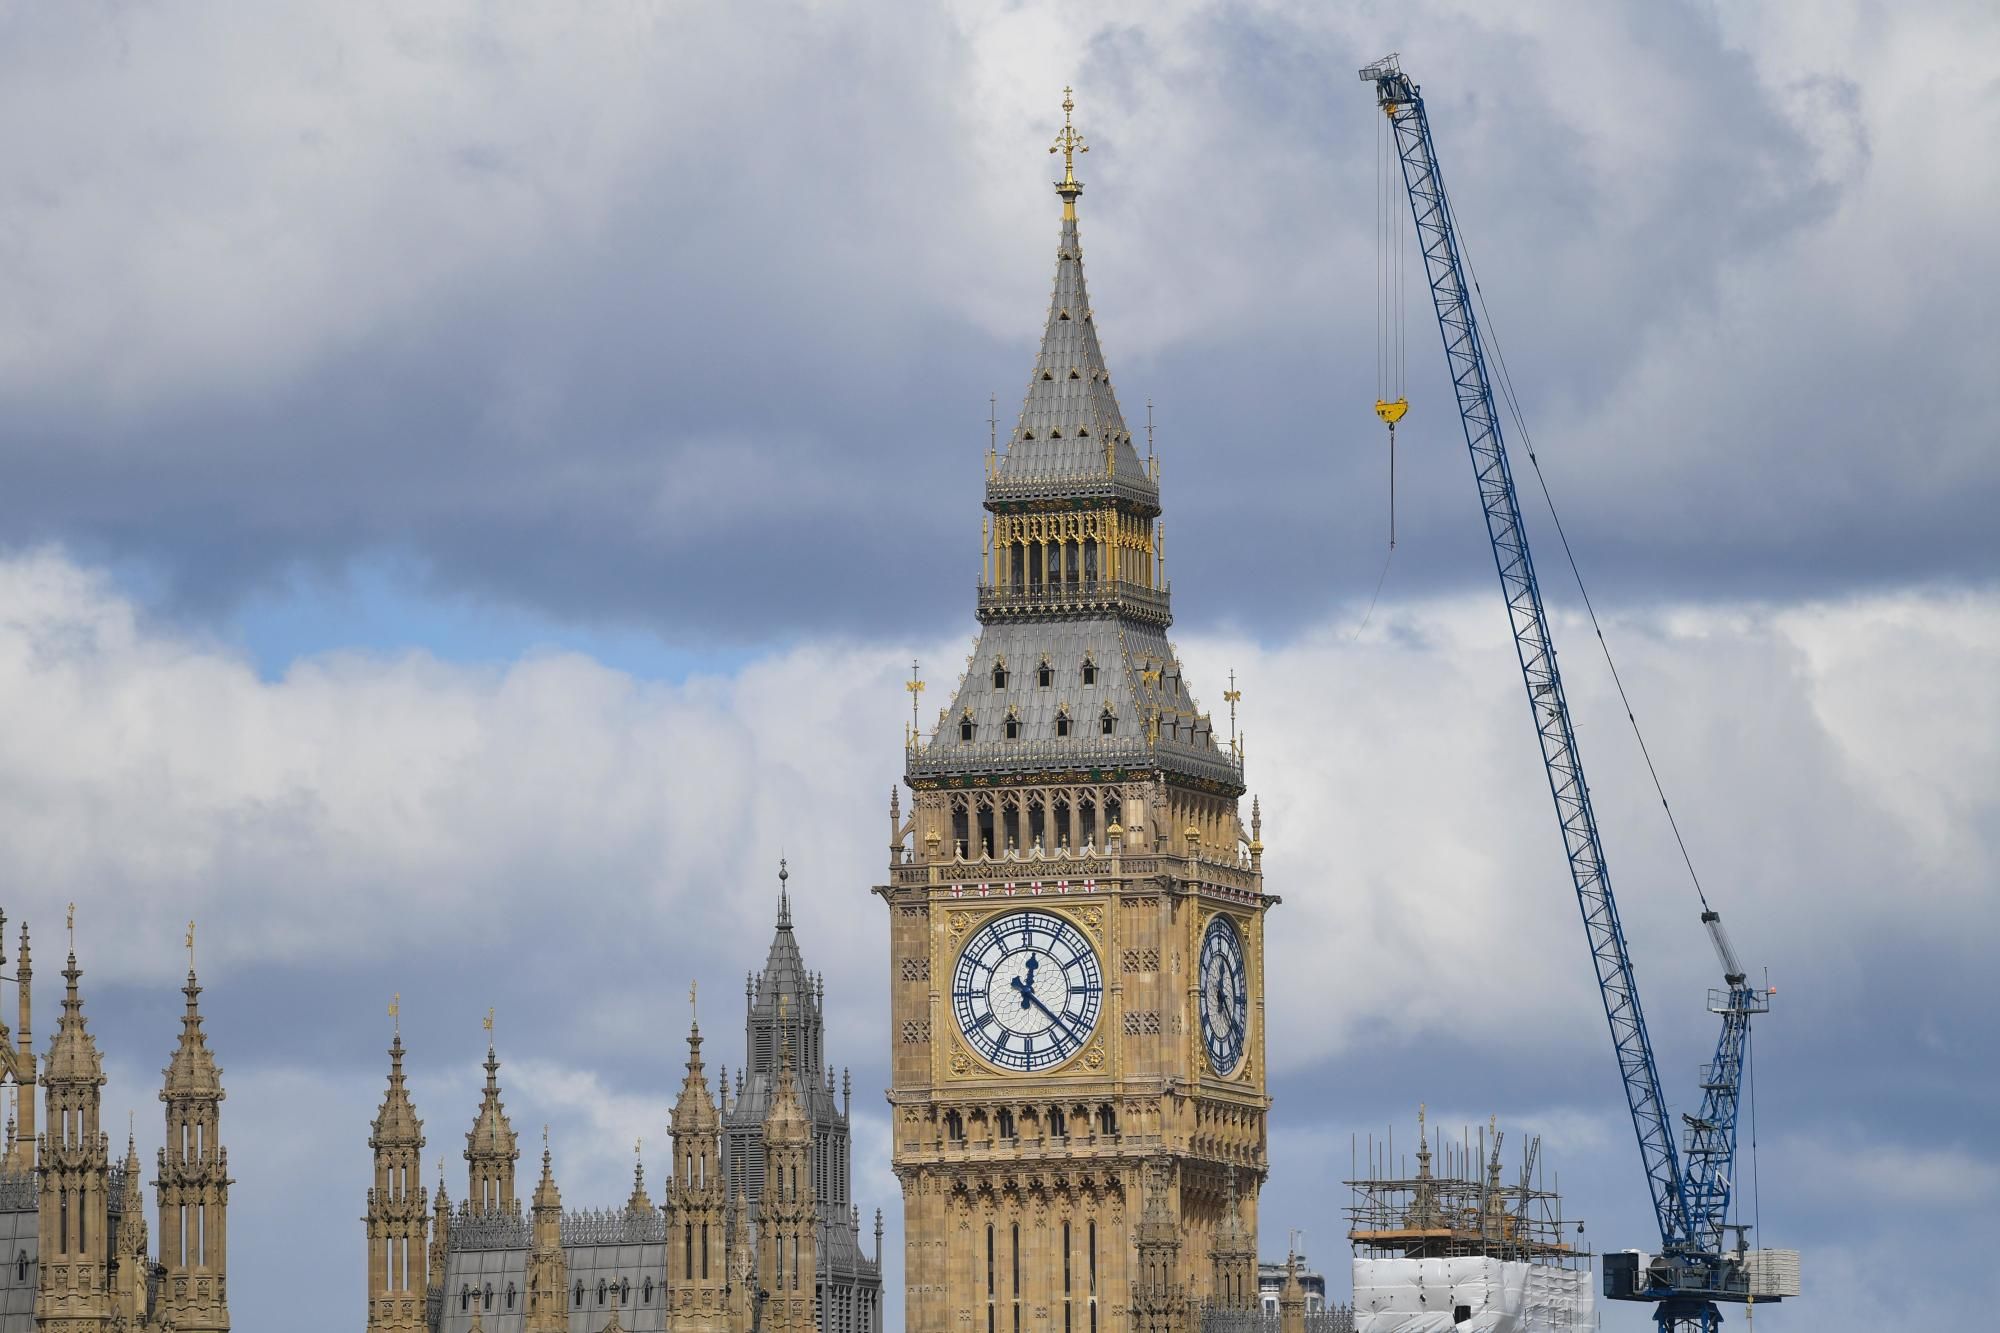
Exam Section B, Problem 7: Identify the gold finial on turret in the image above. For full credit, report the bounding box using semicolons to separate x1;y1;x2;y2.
1049;86;1089;220
66;902;75;949
389;992;400;1036
186;919;196;971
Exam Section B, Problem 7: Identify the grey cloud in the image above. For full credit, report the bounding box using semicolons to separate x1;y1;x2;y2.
1;2;1993;640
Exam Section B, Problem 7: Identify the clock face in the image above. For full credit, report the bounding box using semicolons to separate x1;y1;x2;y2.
951;911;1103;1073
1199;914;1249;1075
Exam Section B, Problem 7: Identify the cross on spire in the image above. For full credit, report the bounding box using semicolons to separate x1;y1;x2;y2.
1050;86;1089;218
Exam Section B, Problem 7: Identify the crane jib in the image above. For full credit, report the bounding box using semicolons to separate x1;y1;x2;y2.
1357;60;1780;1332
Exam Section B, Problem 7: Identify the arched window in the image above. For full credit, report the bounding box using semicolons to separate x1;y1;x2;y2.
506;1283;516;1310
484;1283;493;1310
598;1279;608;1305
15;1250;24;1282
574;1280;584;1308
460;1286;470;1311
997;1108;1015;1140
1049;1107;1066;1138
644;1277;654;1303
944;1109;965;1142
620;1278;630;1305
1097;1104;1117;1136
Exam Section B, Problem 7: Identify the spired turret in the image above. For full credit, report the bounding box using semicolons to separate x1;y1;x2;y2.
464;1033;519;1215
36;946;113;1331
757;1037;816;1333
668;1011;730;1331
522;1138;567;1333
112;1131;150;1327
158;959;232;1332
366;1022;429;1333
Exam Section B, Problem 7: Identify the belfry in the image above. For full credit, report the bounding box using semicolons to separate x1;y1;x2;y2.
879;89;1274;1332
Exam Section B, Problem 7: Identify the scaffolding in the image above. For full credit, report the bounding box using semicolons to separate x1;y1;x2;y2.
1346;1107;1593;1332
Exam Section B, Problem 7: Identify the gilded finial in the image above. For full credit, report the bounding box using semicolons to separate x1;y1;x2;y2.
185;919;196;971
1049;86;1089;219
689;979;698;1024
389;992;400;1036
66;902;75;949
906;659;925;739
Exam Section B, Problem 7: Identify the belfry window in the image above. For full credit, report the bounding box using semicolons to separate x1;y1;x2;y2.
598;1280;608;1305
460;1286;470;1312
1081;659;1098;686
1055;709;1073;738
507;1283;516;1310
574;1281;584;1307
961;714;977;742
1038;660;1053;687
1101;708;1116;736
992;663;1008;689
1004;710;1021;740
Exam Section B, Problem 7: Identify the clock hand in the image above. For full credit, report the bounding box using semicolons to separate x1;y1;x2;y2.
1022;989;1076;1040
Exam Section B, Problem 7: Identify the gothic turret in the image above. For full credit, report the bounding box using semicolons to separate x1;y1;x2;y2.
429;1166;452;1290
158;956;231;1332
757;1038;815;1333
1134;1158;1188;1333
0;918;35;1172
36;945;113;1331
366;1023;428;1333
464;1031;519;1214
112;1131;150;1327
1211;1167;1258;1310
669;1012;728;1331
523;1138;567;1333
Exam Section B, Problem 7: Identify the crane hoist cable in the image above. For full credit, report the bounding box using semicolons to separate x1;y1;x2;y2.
1375;104;1409;549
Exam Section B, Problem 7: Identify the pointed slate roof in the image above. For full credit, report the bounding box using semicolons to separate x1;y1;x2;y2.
911;101;1244;798
988;110;1159;514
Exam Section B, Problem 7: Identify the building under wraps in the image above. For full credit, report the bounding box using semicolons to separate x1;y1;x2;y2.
1346;1110;1592;1333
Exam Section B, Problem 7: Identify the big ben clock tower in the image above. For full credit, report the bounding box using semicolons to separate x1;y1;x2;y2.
877;91;1272;1333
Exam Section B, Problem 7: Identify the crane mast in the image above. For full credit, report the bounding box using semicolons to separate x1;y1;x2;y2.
1357;55;1781;1332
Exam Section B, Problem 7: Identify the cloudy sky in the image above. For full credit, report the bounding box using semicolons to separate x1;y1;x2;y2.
1;2;1995;1329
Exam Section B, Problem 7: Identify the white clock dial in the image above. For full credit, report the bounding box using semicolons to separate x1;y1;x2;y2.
951;911;1102;1072
1199;914;1249;1075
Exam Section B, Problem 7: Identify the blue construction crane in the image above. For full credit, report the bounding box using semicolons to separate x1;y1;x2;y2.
1357;55;1786;1332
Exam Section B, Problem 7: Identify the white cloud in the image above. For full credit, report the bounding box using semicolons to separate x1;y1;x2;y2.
4;549;1997;1332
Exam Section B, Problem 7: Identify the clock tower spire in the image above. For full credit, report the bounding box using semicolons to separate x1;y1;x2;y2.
877;89;1273;1333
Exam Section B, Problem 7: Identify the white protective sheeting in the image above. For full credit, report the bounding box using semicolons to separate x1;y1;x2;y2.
1352;1256;1595;1332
